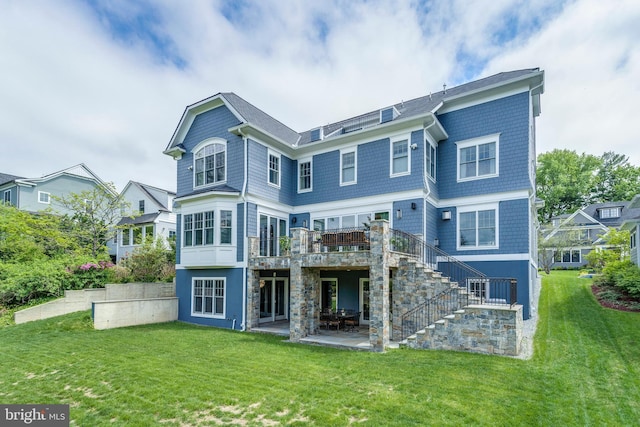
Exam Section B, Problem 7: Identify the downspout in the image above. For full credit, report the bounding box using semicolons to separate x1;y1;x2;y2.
422;115;437;243
240;131;249;331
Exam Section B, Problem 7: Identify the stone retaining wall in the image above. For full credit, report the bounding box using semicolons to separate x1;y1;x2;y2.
405;304;523;356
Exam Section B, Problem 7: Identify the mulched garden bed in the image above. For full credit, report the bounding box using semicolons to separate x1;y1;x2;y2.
592;284;640;312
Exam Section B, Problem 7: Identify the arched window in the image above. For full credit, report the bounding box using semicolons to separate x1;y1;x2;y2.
194;141;226;187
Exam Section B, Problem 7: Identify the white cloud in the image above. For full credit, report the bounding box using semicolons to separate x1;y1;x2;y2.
0;0;638;192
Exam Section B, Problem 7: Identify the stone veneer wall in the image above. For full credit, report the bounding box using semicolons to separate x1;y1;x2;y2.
405;304;523;356
392;257;453;341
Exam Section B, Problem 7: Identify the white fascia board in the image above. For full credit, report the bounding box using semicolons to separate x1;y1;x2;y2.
229;124;298;157
437;189;531;208
295;113;446;157
173;191;240;208
166;94;246;151
454;253;533;262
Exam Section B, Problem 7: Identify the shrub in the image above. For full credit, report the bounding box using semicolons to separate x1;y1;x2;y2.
0;259;70;306
120;238;174;282
67;260;115;289
598;260;640;298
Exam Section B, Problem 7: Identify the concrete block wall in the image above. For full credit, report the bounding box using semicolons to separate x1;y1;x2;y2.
14;289;106;324
14;283;175;325
404;304;523;356
93;297;178;330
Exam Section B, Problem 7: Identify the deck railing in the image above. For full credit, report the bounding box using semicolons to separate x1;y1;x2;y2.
307;228;370;253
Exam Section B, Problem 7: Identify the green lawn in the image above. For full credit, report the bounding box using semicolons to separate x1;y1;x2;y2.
1;271;639;426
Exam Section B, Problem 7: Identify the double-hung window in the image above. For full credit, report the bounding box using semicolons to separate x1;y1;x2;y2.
192;278;225;317
220;210;232;244
425;137;436;180
391;137;410;176
268;151;280;187
457;134;499;181
194;140;226;187
298;159;312;192
340;149;356;185
38;191;50;204
458;205;498;249
183;209;232;247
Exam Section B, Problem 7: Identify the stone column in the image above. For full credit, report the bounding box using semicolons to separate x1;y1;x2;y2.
369;220;390;351
246;237;260;330
289;228;308;341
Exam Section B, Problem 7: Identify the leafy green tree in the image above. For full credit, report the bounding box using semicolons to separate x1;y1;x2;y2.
52;183;133;258
584;228;630;271
536;149;600;222
589;151;640;204
0;204;79;262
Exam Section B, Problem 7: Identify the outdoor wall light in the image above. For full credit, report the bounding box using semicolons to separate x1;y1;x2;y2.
187;165;193;171
396;209;402;219
434;237;440;247
442;210;451;220
292;217;297;224
411;202;417;210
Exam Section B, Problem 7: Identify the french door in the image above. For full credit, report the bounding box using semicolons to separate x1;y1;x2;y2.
259;278;289;323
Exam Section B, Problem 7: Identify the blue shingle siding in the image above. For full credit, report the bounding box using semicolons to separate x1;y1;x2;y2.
246;140;295;205
246;202;258;237
236;203;244;262
175;268;244;328
295;131;424;206
436;92;531;199
175;213;182;264
290;213;310;231
464;260;531;319
392;198;423;236
435;199;530;256
425;201;438;245
176;106;244;197
380;108;394;123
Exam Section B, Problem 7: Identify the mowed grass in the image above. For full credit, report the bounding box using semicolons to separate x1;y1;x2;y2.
1;271;638;426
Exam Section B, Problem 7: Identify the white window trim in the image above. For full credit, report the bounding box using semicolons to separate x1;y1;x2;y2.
390;134;411;177
191;277;226;319
267;150;281;188
456;133;500;182
38;191;50;204
340;148;357;186
456;203;499;251
181;204;236;248
425;131;437;182
3;190;10;204
298;157;313;193
191;137;228;189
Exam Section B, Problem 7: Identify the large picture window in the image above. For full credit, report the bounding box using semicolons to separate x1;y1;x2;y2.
192;278;225;317
458;205;498;249
457;134;499;181
194;141;226;187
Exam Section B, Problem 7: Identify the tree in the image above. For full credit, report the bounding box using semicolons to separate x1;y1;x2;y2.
584;228;630;271
589;151;640;204
537;226;587;274
0;203;78;262
51;183;133;258
536;149;600;222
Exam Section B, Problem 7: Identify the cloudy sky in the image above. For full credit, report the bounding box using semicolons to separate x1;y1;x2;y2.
1;0;638;192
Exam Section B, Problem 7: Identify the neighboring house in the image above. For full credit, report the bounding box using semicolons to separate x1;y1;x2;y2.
0;164;112;216
541;201;636;268
113;181;176;262
163;68;545;350
620;195;640;268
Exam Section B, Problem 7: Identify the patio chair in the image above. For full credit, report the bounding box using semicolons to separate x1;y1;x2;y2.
343;311;360;332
